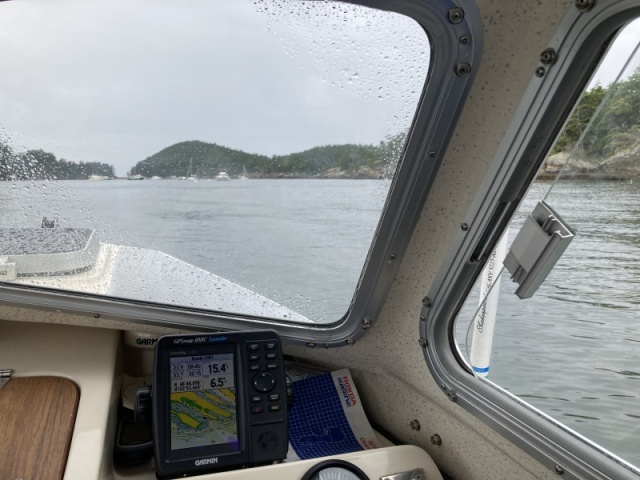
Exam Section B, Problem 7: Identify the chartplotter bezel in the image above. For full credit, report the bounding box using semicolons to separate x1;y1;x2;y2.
152;330;289;479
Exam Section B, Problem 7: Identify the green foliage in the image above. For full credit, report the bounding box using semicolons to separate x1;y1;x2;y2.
129;139;398;178
553;67;640;160
552;85;607;154
128;140;271;178
0;143;114;180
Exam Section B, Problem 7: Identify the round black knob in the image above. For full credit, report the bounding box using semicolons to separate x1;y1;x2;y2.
253;372;276;393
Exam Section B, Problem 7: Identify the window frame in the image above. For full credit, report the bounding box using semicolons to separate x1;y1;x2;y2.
423;1;640;479
0;0;483;345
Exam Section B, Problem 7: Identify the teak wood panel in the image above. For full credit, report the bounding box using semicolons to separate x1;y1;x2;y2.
0;376;79;480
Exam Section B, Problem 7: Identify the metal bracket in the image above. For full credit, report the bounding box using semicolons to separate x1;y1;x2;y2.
503;201;574;299
0;369;12;392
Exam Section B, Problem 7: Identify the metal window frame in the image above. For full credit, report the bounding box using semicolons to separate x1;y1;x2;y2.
422;1;640;479
0;0;483;347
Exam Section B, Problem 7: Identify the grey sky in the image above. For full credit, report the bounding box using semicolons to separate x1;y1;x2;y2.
590;17;640;88
0;0;429;176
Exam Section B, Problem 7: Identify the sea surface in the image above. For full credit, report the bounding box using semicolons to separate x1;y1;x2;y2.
1;178;390;322
456;179;640;468
1;177;639;467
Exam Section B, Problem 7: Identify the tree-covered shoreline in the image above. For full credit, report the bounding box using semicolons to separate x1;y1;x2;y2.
544;66;640;179
8;63;640;183
127;136;406;180
0;144;114;181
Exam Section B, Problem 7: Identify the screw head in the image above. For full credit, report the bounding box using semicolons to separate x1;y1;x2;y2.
422;296;432;308
410;419;421;431
461;223;469;231
459;36;470;45
540;47;557;66
447;7;464;24
93;313;100;319
428;151;436;158
306;341;316;348
418;337;428;348
455;63;471;77
388;253;397;262
447;390;458;402
430;434;442;446
575;0;595;12
535;66;546;77
362;317;372;329
555;465;565;475
346;338;355;346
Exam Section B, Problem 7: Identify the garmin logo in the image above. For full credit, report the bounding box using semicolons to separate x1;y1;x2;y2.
337;375;357;407
195;457;219;466
136;338;157;346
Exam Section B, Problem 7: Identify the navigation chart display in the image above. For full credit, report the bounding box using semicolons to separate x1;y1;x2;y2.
169;353;238;451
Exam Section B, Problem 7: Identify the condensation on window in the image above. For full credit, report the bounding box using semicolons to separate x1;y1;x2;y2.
0;0;429;324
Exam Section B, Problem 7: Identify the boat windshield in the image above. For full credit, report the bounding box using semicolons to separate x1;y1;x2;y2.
0;0;430;324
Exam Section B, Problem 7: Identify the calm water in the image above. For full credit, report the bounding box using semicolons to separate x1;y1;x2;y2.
0;179;389;322
456;180;640;467
2;178;639;466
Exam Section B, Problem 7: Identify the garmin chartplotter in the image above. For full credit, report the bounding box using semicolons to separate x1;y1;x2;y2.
137;330;290;479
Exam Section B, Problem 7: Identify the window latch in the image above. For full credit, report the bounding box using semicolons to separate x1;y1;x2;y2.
503;201;574;299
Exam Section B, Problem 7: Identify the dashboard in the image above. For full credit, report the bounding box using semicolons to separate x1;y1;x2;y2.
0;320;442;480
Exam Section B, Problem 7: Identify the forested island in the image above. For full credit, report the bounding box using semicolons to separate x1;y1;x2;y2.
542;67;640;179
128;135;406;180
4;67;640;182
0;144;114;181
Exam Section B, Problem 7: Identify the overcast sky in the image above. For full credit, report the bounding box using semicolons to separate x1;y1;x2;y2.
589;17;640;88
0;0;429;176
0;1;639;176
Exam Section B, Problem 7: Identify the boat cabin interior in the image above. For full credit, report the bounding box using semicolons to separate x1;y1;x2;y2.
1;0;640;479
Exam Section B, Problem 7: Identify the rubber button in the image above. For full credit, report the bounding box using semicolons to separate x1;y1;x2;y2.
252;372;277;393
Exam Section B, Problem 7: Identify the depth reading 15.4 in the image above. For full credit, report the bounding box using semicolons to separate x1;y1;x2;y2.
208;363;229;374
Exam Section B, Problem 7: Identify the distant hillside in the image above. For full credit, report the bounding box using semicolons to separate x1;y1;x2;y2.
128;138;403;179
543;66;640;179
0;144;114;180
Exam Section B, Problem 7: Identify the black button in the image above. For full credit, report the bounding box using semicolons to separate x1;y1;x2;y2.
264;342;277;350
265;352;277;360
266;362;278;370
247;343;260;351
250;395;263;403
268;403;281;412
252;372;276;393
248;353;260;361
249;363;261;371
268;393;280;401
251;405;264;414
